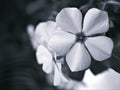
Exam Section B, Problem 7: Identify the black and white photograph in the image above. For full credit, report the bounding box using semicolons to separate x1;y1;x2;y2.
0;0;120;90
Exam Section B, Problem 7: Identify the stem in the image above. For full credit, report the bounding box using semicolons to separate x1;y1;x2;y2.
106;0;120;6
101;1;107;10
52;50;61;72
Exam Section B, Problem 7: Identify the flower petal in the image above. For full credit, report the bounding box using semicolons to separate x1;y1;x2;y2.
85;36;113;61
54;61;68;86
35;21;59;44
83;8;109;36
56;8;82;34
48;31;76;56
66;43;91;72
27;24;38;49
36;45;53;73
83;69;120;89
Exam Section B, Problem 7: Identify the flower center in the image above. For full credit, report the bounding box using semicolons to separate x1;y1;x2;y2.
76;32;86;43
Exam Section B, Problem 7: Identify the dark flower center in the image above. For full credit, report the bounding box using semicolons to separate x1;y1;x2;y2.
76;32;86;43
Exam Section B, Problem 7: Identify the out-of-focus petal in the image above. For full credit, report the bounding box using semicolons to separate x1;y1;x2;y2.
85;36;113;61
35;21;59;44
83;8;109;36
83;69;120;89
48;31;76;56
27;24;38;49
56;8;82;34
36;45;53;73
66;43;91;72
54;62;68;86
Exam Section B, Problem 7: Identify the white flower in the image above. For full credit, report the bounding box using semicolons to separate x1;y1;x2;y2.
48;8;114;72
35;21;68;85
36;45;68;86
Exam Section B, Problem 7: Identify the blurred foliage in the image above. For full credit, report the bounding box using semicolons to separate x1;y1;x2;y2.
0;0;120;90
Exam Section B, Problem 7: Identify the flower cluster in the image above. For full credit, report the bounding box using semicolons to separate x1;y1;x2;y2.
35;7;113;85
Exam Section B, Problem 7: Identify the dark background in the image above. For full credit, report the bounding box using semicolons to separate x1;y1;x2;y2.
0;0;120;90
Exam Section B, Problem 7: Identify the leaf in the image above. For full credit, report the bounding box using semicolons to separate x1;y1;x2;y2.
90;60;108;75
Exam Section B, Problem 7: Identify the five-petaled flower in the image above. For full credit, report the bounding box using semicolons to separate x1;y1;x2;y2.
35;8;113;75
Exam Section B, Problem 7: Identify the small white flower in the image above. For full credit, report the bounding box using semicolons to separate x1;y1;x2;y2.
36;45;68;86
35;21;68;85
48;8;114;72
